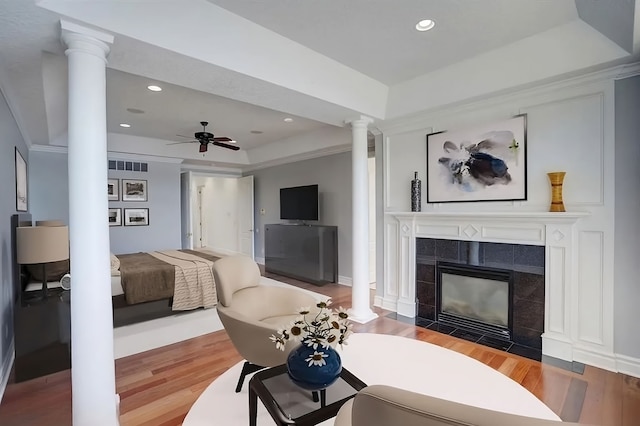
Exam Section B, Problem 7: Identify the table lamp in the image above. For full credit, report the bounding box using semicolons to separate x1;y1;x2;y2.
16;224;69;299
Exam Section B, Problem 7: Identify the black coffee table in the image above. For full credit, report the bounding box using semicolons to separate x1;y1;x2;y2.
248;364;367;426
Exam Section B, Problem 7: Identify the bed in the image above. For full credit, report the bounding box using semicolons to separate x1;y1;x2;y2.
11;214;222;326
111;249;221;327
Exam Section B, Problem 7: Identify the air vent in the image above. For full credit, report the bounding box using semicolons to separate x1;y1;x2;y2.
108;160;148;172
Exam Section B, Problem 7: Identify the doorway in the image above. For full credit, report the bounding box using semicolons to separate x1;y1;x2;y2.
182;173;254;258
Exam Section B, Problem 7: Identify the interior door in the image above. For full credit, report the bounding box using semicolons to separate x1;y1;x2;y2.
238;175;255;258
180;171;193;249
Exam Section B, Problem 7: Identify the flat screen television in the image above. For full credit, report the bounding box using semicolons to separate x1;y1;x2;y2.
280;184;319;221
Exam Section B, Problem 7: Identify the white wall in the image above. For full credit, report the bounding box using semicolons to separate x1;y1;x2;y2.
380;68;635;373
192;175;240;254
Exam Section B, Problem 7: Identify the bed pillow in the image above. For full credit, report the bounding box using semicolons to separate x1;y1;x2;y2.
110;252;120;274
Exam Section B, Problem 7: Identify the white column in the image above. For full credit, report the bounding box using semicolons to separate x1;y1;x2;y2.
346;117;378;323
61;21;119;426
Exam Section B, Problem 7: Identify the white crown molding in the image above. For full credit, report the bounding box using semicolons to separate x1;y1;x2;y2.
614;61;640;80
29;144;185;164
380;61;640;134
182;164;243;176
243;145;351;173
30;144;67;154
108;151;183;164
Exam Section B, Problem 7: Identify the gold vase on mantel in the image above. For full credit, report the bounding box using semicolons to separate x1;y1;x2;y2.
547;172;566;212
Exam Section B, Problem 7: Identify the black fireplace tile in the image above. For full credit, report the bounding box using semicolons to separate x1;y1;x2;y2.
415;317;433;328
426;322;456;334
483;242;514;266
416;281;435;305
450;328;483;343
514;244;545;268
512;326;542;349
513;299;544;331
508;343;542;361
513;272;545;302
477;335;512;351
416;238;435;256
416;263;435;283
436;240;461;261
417;303;435;321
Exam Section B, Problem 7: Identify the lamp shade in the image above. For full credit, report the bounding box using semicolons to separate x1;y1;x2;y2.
16;225;69;264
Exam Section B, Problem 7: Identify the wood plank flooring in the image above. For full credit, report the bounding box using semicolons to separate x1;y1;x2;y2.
1;273;639;425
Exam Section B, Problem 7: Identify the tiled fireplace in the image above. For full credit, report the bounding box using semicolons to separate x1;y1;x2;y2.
415;238;545;360
382;211;588;364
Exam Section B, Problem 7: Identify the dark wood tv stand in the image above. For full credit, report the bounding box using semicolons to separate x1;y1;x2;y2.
264;224;338;285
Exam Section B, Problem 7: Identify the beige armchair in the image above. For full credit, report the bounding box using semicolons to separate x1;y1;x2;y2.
212;255;319;392
335;385;590;426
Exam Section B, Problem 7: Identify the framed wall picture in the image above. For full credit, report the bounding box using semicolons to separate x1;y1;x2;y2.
124;208;149;226
426;114;527;203
122;179;148;202
108;208;122;226
15;147;27;211
107;178;119;201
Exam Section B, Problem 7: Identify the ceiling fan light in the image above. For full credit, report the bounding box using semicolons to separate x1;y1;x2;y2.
199;143;208;153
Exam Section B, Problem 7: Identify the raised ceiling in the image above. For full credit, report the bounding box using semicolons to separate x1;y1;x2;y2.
0;0;637;170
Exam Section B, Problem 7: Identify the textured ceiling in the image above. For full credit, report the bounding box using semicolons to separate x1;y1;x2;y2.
0;0;637;169
208;0;579;84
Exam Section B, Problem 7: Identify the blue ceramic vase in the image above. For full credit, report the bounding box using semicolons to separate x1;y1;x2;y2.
286;342;342;391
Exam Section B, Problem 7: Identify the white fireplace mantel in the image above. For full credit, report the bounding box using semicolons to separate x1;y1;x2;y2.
381;210;590;363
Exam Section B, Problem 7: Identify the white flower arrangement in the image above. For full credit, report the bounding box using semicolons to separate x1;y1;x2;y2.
270;299;352;367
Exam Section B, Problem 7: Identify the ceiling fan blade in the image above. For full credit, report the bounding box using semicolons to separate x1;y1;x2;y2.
176;134;195;139
167;140;198;145
212;136;233;142
212;141;240;151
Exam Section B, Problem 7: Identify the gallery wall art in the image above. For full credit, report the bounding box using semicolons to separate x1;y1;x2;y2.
15;147;27;211
426;114;527;203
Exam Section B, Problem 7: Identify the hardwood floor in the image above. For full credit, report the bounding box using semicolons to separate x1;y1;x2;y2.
1;274;639;425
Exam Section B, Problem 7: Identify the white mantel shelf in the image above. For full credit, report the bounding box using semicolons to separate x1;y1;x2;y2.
380;209;594;366
387;211;590;221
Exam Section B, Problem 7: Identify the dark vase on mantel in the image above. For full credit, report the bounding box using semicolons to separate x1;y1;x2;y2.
411;171;421;212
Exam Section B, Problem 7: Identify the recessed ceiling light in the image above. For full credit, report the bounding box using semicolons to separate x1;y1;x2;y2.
250;130;263;134
119;123;131;128
415;19;435;32
283;117;293;123
147;85;162;92
126;108;145;114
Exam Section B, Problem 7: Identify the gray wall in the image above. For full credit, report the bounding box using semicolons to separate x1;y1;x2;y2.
249;152;353;279
30;152;182;254
107;162;182;253
0;88;28;398
614;75;640;358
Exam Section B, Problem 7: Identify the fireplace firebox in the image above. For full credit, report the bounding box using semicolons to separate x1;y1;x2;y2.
437;262;513;341
415;238;545;361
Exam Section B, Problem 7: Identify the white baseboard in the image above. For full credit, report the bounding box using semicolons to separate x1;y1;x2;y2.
338;275;352;286
616;353;640;378
0;340;15;405
255;256;265;265
374;295;397;312
573;346;618;373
